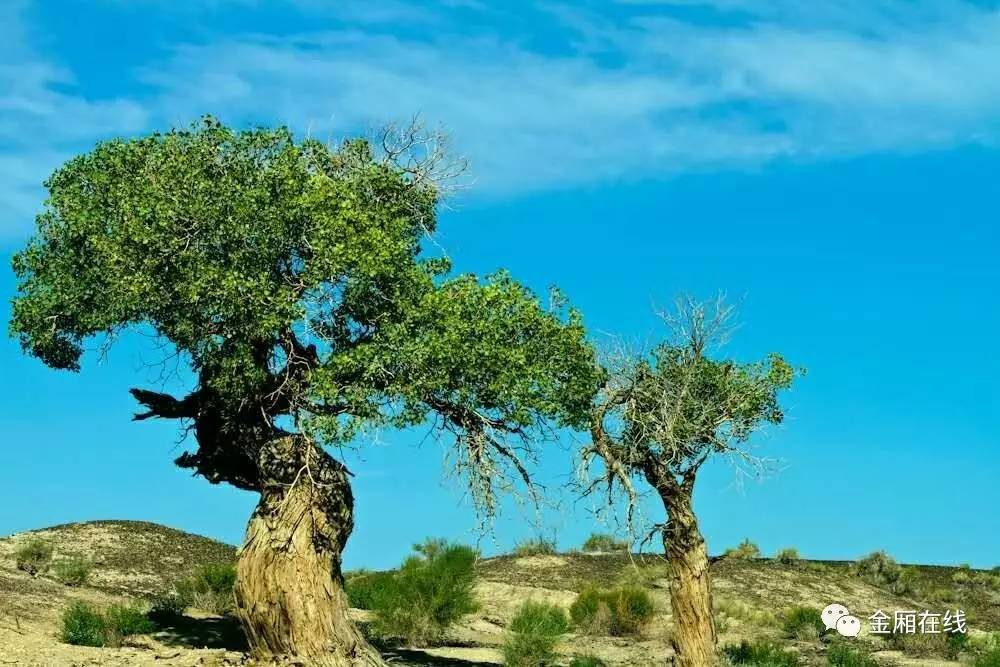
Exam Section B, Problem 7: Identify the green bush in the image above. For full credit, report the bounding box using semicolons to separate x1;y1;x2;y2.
176;562;236;614
569;586;654;637
724;539;761;560
60;601;106;647
775;548;800;565
722;639;799;666
974;647;1000;667
581;534;629;553
884;629;967;659
103;604;155;646
59;601;154;647
147;593;186;625
782;606;824;640
371;539;479;645
826;642;878;667
569;657;607;667
502;601;568;667
52;558;92;587
514;537;557;557
345;570;396;610
853;551;904;591
15;539;53;577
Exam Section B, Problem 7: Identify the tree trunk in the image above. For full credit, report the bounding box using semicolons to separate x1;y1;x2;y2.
233;436;385;666
662;489;716;667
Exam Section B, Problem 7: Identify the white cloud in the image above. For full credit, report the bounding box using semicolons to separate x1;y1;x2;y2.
2;0;1000;238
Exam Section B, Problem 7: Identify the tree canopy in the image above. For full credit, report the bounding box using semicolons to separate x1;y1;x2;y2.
10;118;602;513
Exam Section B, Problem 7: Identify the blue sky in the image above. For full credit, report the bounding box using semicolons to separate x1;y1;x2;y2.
1;0;998;570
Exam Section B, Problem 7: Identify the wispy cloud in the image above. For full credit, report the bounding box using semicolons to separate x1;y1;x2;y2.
2;0;1000;238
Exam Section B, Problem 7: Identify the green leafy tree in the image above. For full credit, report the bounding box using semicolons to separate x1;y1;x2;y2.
581;297;801;667
9;118;601;666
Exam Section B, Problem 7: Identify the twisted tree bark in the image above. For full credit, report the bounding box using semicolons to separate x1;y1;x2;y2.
660;486;716;667
234;436;384;666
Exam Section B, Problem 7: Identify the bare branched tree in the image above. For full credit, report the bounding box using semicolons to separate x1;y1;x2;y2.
580;295;802;667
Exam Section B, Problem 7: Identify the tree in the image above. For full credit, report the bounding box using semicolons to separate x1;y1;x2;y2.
9;118;601;666
581;297;800;667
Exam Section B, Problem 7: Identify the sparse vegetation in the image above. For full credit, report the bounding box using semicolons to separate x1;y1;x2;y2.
569;586;654;637
15;539;53;577
60;601;106;647
581;533;629;553
724;539;761;560
722;639;799;666
60;601;154;647
883;629;968;659
147;592;187;625
826;641;878;667
782;606;824;640
775;548;800;565
370;540;479;646
51;558;92;587
502;601;569;667
714;597;778;627
569;657;607;667
175;562;236;614
514;537;558;557
853;551;908;592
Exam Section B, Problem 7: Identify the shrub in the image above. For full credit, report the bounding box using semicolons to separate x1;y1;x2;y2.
974;647;1000;667
722;639;799;666
60;601;106;647
176;562;236;614
724;539;761;560
502;601;568;667
714;597;777;627
147;593;186;625
569;657;607;667
15;538;53;577
59;601;154;647
775;548;800;565
581;534;629;553
952;569;972;585
884;629;967;659
782;606;824;640
827;642;878;667
52;558;92;587
103;604;155;646
853;551;903;590
345;570;396;610
371;539;479;645
569;586;654;637
514;537;557;557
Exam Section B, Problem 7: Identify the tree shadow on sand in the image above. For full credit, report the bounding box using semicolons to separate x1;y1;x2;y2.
152;614;248;651
379;647;500;666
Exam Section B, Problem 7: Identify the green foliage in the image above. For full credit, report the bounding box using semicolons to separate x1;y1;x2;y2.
724;539;761;560
175;562;236;614
775;548;799;565
569;657;607;667
581;533;629;553
10;118;602;517
722;639;800;666
60;601;106;647
147;593;187;625
782;606;824;640
103;604;156;644
15;538;53;576
60;601;154;647
826;642;878;667
569;586;654;637
370;540;479;645
345;570;396;610
853;551;905;592
714;597;777;628
883;629;968;659
974;647;1000;667
502;601;568;667
51;558;92;587
514;537;558;557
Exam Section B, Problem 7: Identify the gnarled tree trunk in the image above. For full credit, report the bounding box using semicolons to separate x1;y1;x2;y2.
661;486;716;667
233;435;385;667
